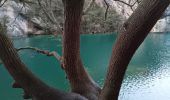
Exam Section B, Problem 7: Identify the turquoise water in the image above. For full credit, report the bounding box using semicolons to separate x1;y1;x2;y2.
1;33;170;100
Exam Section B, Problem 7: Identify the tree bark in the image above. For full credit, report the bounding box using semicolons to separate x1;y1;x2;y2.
63;0;100;99
0;33;47;98
0;29;87;100
100;0;170;100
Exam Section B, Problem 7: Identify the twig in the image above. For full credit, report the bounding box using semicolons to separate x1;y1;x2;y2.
104;0;109;20
37;0;63;33
16;46;64;69
113;0;139;11
83;0;95;15
11;3;24;24
115;0;132;6
0;0;7;7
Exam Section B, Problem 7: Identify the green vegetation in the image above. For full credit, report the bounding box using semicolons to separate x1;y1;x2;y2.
22;0;122;34
82;2;122;33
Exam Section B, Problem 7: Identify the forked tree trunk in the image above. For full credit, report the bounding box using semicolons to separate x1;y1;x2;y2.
0;0;169;100
63;0;100;99
99;0;170;100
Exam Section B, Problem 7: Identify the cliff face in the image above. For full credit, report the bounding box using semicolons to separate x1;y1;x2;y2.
1;0;170;36
152;6;170;32
95;0;170;32
0;1;29;36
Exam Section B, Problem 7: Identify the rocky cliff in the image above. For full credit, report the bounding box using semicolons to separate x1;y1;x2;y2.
96;0;170;32
153;6;170;32
1;0;170;36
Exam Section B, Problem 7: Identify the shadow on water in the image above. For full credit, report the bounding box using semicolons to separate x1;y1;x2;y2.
1;33;170;100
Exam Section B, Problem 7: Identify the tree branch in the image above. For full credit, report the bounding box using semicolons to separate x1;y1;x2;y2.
17;46;64;69
115;0;132;6
104;0;110;20
64;0;101;99
113;0;139;11
100;0;170;100
37;0;63;33
83;0;95;15
0;26;87;100
11;3;24;24
0;0;7;7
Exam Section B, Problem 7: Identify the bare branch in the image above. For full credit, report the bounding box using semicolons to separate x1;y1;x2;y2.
17;46;63;68
115;0;132;6
37;0;55;23
0;31;87;100
11;3;24;24
37;0;63;33
83;0;95;15
0;0;7;7
113;0;139;11
104;0;110;20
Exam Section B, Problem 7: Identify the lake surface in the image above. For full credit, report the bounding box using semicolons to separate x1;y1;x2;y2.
1;33;170;100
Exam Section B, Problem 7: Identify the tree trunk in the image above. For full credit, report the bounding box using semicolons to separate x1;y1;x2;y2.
100;0;170;100
1;0;169;100
0;32;48;98
0;27;87;100
63;0;101;99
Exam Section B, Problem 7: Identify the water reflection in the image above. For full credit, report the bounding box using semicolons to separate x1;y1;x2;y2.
120;33;170;100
